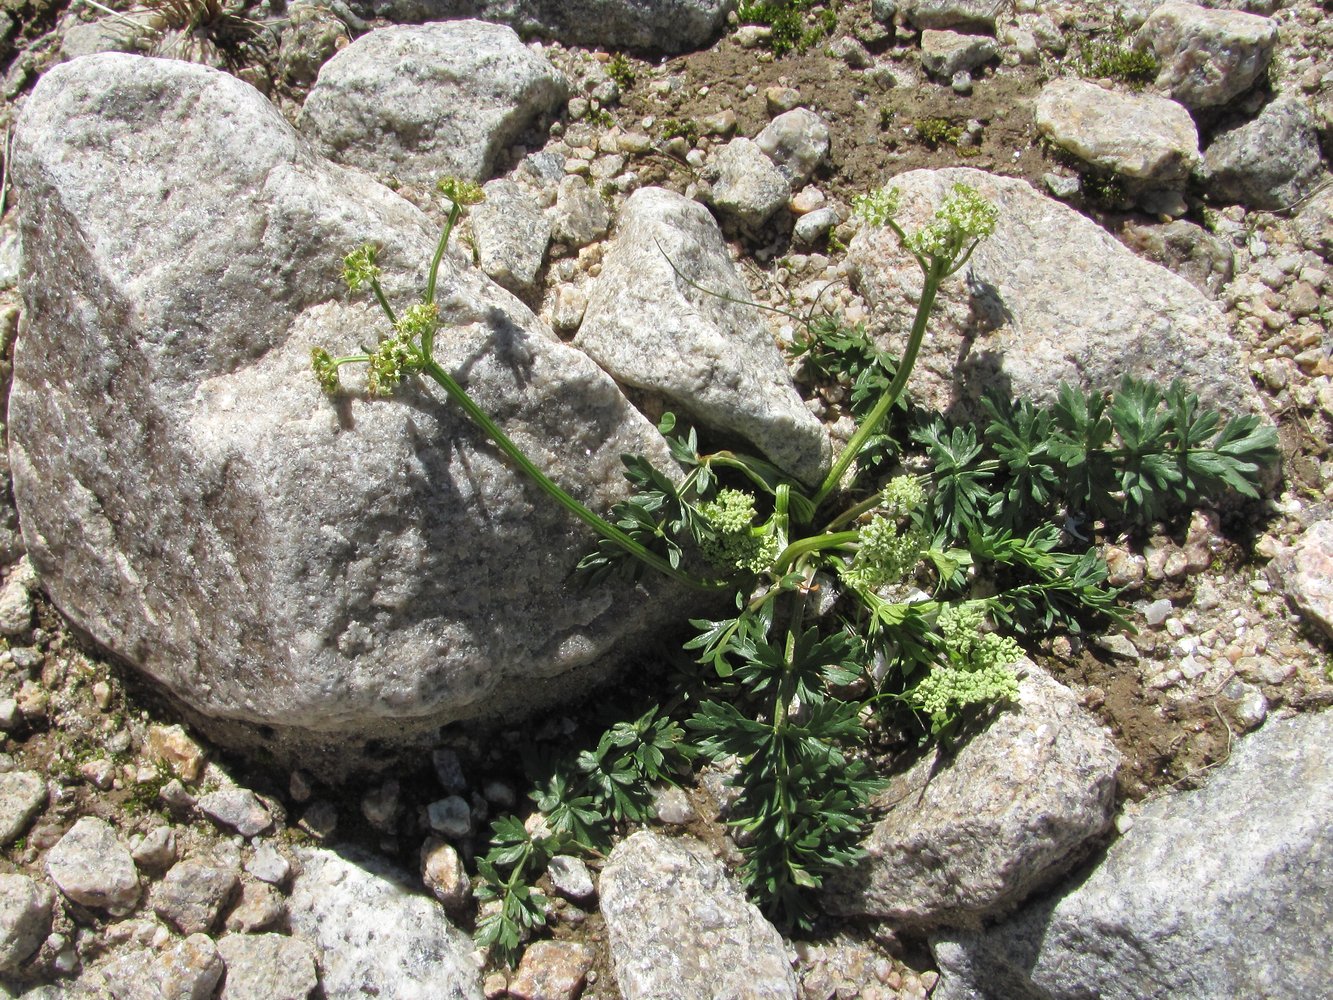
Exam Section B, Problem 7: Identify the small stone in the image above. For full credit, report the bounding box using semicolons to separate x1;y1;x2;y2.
288;770;314;802
550;176;611;248
245;843;292;886
78;757;116;790
700;109;737;136
794;206;839;246
148;724;207;782
507;940;595;1000
0;771;46;846
0;873;54;971
421;837;472;913
547;855;596;905
1095;633;1140;660
789;187;826;215
299;800;338;839
154;933;225;1000
0;561;35;636
216;933;319;1000
159;778;197;813
1222;678;1268;731
1236;656;1295;686
225;881;286;933
198;788;273;838
45;816;140;914
154;860;239;935
361;779;400;833
132;825;177;873
951;70;974;94
652;785;696;825
765;85;802;115
920;29;998;80
1144;599;1173;627
427;795;472;838
1103;545;1146;589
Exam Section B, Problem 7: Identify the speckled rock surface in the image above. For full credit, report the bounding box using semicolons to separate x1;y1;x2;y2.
10;53;682;771
1268;518;1333;638
576;186;831;486
931;710;1333;1000
1035;78;1199;184
848;167;1261;418
1138;1;1277;109
44;817;140;916
298;21;567;186
600;831;799;999
286;847;483;1000
1199;96;1329;210
826;662;1120;929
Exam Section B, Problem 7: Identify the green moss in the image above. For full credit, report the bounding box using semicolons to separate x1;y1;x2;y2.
913;116;964;148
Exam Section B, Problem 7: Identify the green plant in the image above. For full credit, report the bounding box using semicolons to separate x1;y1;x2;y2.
658;117;702;145
583;106;615;128
1071;17;1159;88
315;178;1276;957
912;117;964;148
878;107;896;130
606;53;636;90
737;0;837;57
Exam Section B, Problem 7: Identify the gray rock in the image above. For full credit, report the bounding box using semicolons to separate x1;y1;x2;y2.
0;873;54;971
577;187;831;486
847;168;1261;419
471;180;550;295
153;860;239;935
427;795;472;838
0;556;36;636
507;940;594;1000
45;816;140;914
245;843;291;886
1035;79;1199;184
359;0;732;54
702;137;792;230
216;933;319;1000
931;710;1333;1000
550;176;611;248
130;825;177;873
826;663;1118;929
225;881;287;933
0;770;46;845
298;22;567;185
1117;219;1234;298
104;933;225;1000
287;847;483;999
1200;97;1329;211
1294;185;1333;260
1268;519;1333;639
547;854;596;905
1138;1;1277;109
651;784;696;824
600;831;798;999
898;0;997;31
11;53;681;770
920;29;998;80
754;108;830;187
793;206;838;245
198;789;273;838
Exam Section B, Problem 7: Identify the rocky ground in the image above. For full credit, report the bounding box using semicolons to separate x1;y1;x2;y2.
0;0;1330;998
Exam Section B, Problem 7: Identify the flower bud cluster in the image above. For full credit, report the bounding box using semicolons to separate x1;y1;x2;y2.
698;489;778;574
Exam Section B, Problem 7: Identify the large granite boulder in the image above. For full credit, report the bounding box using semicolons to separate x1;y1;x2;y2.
299;21;567;187
932;710;1333;1000
1199;96;1329;211
576;187;831;486
1138;1;1277;109
826;663;1120;929
847;168;1260;418
10;54;681;773
354;0;734;53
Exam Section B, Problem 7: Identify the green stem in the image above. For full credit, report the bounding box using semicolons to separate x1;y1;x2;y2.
774;530;860;574
369;278;397;328
422;202;462;358
419;359;716;590
813;258;947;508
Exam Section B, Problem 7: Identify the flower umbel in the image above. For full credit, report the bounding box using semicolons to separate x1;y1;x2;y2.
311;347;340;394
852;186;901;228
903;183;999;261
342;243;382;292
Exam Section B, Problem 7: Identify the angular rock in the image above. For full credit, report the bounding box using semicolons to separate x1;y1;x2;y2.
360;0;733;54
920;29;999;80
0;873;54;971
104;933;225;1000
600;831;798;999
1035;79;1199;184
793;206;838;246
547;854;596;905
1268;519;1333;639
1200;97;1328;210
287;847;483;999
931;711;1333;1000
1138;1;1277;109
1117;219;1234;298
826;663;1119;928
754;109;830;188
277;0;350;87
472;179;550;296
11;53;680;770
898;0;997;31
421;837;471;913
198;789;273;838
45;816;140;914
147;723;207;783
245;843;291;886
0;556;35;636
550;176;611;248
225;881;286;933
131;826;177;873
1295;185;1333;261
154;860;239;935
577;187;831;486
216;934;319;1000
0;770;46;846
847;168;1261;418
507;940;594;1000
703;137;791;230
298;22;567;185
